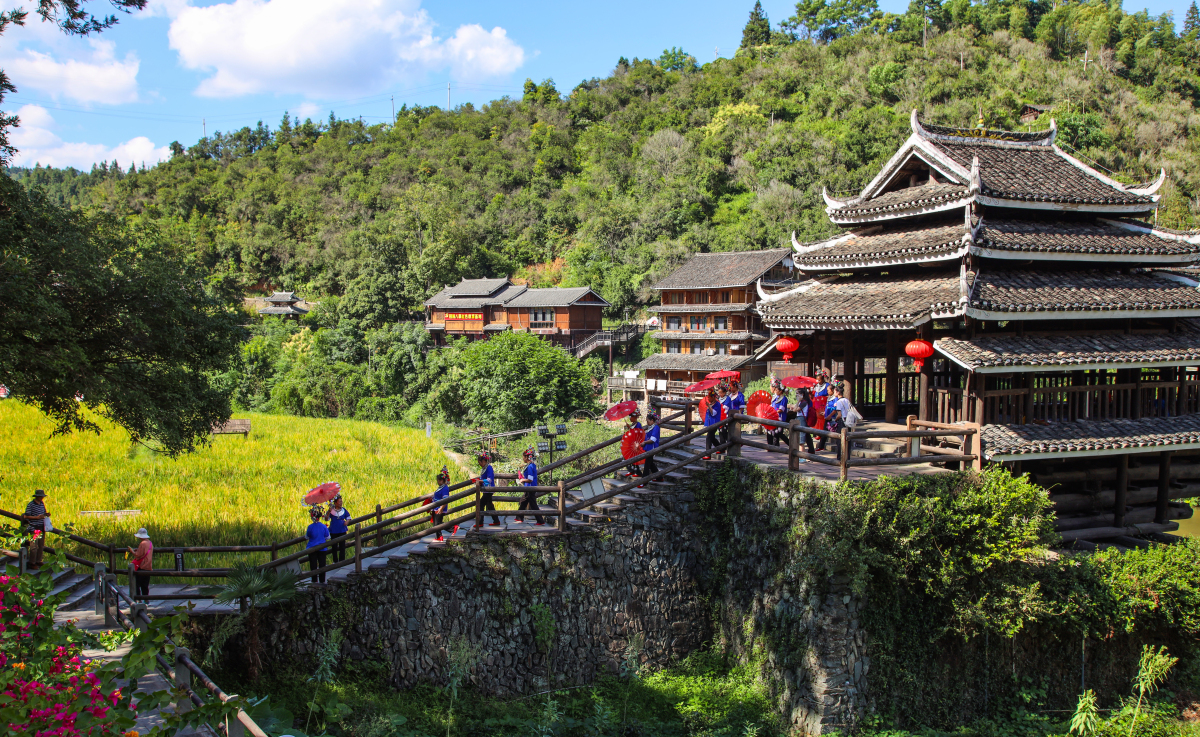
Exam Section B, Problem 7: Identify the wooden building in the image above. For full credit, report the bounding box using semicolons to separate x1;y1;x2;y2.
258;291;308;321
635;249;794;386
425;278;608;347
755;111;1200;540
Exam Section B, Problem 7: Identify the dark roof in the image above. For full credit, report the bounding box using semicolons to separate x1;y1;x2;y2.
934;141;1153;205
483;323;511;332
259;305;308;315
758;273;964;329
653;249;791;290
968;270;1200;315
976;218;1200;258
922;121;1053;143
503;287;610;308
443;278;510;296
651;303;755;313
264;291;300;303
425;283;527;309
634;353;756;372
936;324;1200;372
828;182;969;220
981;415;1200;459
651;331;767;341
795;221;968;269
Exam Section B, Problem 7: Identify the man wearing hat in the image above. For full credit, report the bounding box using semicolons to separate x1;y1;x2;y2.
22;489;49;570
128;528;154;599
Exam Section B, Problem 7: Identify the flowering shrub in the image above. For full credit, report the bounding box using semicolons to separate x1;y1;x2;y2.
0;549;244;736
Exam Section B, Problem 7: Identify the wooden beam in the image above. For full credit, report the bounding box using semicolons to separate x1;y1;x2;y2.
918;323;932;422
1114;455;1129;528
885;331;899;424
845;331;857;404
1156;451;1172;524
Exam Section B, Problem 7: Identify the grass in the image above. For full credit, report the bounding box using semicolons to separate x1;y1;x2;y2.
217;649;780;737
0;401;468;572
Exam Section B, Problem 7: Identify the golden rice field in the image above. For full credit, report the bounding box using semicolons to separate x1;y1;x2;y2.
0;401;468;571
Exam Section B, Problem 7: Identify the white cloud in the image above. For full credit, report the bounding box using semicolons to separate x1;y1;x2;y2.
10;105;170;169
165;0;525;98
2;39;140;104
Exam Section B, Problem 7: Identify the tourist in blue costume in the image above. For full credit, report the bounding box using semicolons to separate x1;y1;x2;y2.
728;379;747;415
716;382;733;450
812;370;831;451
794;387;816;456
515;447;545;525
305;507;330;583
432;467;450;541
766;379;789;448
703;387;721;459
325;494;351;563
476;452;501;527
625;408;642;431
638;412;662;486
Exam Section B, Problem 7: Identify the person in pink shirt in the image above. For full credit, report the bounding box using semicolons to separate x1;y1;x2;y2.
127;528;153;599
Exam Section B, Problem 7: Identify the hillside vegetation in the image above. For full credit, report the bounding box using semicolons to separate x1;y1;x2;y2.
11;0;1200;327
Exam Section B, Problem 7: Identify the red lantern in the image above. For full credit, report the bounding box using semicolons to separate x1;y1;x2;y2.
906;338;935;371
776;335;800;363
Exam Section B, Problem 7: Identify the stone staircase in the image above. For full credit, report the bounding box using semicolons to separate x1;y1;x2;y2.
848;437;907;460
21;566;95;611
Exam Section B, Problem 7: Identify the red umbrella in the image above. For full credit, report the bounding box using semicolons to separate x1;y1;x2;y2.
752;403;780;422
685;379;719;393
781;375;817;389
303;482;342;505
705;370;741;380
621;428;646;465
604;400;639;421
745;390;772;417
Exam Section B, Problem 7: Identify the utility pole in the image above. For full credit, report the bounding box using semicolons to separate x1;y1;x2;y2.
202;118;206;137
714;46;719;59
446;82;450;112
391;95;395;122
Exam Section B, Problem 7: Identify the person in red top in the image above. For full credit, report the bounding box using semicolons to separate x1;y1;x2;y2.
127;528;153;599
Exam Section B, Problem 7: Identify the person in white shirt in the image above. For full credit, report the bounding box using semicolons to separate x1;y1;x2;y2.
829;385;859;429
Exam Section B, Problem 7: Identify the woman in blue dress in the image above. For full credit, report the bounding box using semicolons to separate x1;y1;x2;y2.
515;447;544;525
703;387;722;458
476;452;501;526
305;507;330;583
767;379;789;448
639;412;662;486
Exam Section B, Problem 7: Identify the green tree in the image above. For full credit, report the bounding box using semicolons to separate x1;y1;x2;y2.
741;1;772;48
784;0;879;42
457;331;597;431
0;177;245;454
1186;1;1200;37
657;47;698;71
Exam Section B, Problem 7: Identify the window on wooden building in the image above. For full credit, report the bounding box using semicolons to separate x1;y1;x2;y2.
690;342;704;354
715;342;729;355
530;308;555;328
715;291;732;304
690;291;710;304
714;316;727;330
690;316;706;330
666;341;682;354
666;292;685;304
667;316;682;330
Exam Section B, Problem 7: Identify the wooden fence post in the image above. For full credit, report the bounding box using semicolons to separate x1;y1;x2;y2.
729;419;741;457
685;401;693;434
788;421;801;472
354;524;362;574
108;544;115;575
474;481;483;529
839;426;849;482
131;602;148;632
972;426;984;471
906;415;918;457
128;562;136;602
558;480;567;532
104;575;117;627
375;504;383;545
270;542;277;562
94;563;106;615
174;647;193;715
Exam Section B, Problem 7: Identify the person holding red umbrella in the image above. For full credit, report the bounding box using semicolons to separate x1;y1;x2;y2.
639;412;661;486
325;494;351;563
767;378;789;448
305;507;330;583
811;370;831;451
703;387;721;459
625;408;642;431
794;388;816;457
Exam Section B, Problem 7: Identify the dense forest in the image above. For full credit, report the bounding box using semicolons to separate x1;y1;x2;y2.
8;0;1200;425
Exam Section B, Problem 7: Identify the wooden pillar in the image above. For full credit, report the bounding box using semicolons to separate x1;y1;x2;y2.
1114;455;1129;528
1156;451;1172;524
961;370;974;424
844;332;857;404
918;323;932;422
1022;372;1034;425
885;331;900;424
823;330;832;376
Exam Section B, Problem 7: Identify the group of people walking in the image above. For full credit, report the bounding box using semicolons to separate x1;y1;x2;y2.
304;493;351;583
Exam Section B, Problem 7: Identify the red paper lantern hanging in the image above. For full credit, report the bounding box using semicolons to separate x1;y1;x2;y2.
775;335;800;363
905;338;935;371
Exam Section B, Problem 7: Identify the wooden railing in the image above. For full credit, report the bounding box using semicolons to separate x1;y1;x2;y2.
978;379;1200;425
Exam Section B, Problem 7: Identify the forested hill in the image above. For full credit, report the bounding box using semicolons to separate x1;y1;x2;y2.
10;0;1200;325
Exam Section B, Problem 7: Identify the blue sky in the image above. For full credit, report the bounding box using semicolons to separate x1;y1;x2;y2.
2;0;1190;170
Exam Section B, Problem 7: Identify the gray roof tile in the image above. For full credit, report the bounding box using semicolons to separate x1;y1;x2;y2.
977;219;1199;256
758;273;964;328
652;249;791;290
634;353;756;372
503;287;610;308
829;182;969;219
796;221;968;269
424;283;527;309
936;323;1200;370
970;270;1200;313
982;415;1200;458
443;278;510;296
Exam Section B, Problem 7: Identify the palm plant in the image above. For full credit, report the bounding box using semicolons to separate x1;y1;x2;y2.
200;563;300;682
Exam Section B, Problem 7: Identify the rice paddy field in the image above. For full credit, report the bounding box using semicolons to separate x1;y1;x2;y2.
0;401;468;572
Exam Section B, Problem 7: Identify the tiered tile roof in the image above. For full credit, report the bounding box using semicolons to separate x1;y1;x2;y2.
504;287;610;307
968;270;1200;316
653;249;791;290
794;222;968;270
975;218;1200;259
823;183;969;220
757;273;963;329
633;353;754;372
936;324;1200;372
981;415;1200;459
